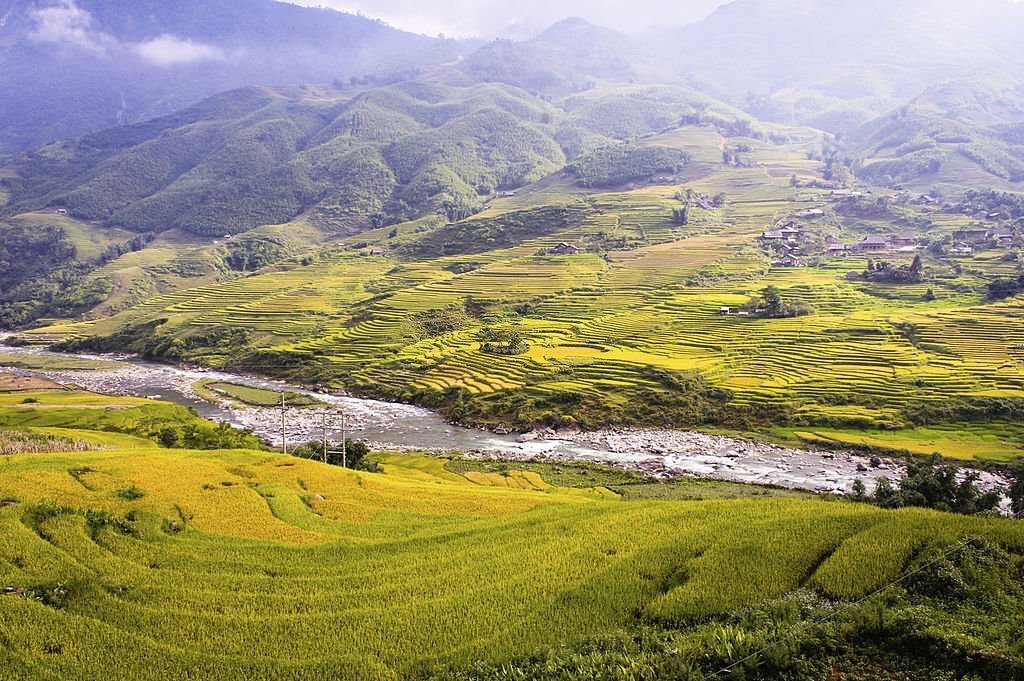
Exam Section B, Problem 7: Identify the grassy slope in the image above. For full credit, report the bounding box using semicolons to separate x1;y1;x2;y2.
1;414;1022;678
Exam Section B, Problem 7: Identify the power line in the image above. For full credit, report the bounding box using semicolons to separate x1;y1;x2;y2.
701;507;1024;680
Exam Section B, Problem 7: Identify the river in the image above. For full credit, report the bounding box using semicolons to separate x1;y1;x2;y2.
0;345;1011;498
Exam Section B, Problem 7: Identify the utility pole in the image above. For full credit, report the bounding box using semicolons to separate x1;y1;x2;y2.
280;391;287;456
341;409;347;469
321;412;328;464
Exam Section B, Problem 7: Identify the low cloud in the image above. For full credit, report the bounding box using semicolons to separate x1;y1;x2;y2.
30;0;224;66
133;35;224;67
289;0;728;38
29;0;112;51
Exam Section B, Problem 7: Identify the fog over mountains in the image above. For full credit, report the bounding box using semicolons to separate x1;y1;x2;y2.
3;0;1024;156
0;0;459;154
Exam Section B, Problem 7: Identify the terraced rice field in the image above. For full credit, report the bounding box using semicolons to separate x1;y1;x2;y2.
18;126;1024;458
2;440;1022;679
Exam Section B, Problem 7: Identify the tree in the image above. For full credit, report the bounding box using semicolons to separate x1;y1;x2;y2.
761;285;783;315
909;254;923;278
790;174;799;187
923;288;936;302
872;476;900;508
1010;461;1024;517
505;329;523;353
851;479;867;501
712;192;727;208
299;438;377;471
671;206;689;226
157;427;179;448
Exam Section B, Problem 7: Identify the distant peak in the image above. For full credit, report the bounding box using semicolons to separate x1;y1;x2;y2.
538;16;598;35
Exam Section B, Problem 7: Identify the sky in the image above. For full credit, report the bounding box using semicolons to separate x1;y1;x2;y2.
284;0;730;39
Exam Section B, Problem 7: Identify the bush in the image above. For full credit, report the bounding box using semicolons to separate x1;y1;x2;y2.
115;486;146;501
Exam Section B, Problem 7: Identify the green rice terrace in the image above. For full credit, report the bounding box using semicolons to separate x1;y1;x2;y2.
0;386;1023;680
16;121;1024;462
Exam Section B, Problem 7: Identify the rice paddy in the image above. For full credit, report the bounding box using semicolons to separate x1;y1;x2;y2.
2;423;1022;679
16;125;1024;460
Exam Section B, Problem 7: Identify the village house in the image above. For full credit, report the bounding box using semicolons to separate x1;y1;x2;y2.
760;223;801;248
692;196;715;210
55;208;68;215
719;306;732;315
987;229;1015;247
888;234;917;248
950;242;975;257
825;243;849;257
369;249;387;256
771;254;802;268
854;235;890;253
550;242;580;255
954;228;990;244
800;208;825;218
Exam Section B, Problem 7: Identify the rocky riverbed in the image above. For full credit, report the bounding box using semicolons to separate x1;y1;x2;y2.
0;346;1013;502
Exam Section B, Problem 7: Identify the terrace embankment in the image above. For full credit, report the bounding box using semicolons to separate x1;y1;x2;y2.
0;345;1012;501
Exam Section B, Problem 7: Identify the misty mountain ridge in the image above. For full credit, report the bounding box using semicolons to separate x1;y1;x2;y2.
457;17;678;94
654;0;1024;131
0;0;460;155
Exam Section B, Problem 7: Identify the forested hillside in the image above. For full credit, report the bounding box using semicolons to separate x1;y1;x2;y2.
1;83;567;235
853;73;1024;188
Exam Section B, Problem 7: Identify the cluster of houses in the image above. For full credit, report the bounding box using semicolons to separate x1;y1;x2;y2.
847;234;918;254
944;228;1017;258
759;221;805;266
759;216;923;266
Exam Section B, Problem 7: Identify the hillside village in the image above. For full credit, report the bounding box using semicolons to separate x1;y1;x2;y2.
757;189;1021;269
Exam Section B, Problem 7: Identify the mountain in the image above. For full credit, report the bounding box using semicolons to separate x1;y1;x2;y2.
853;72;1024;188
1;82;569;236
458;17;678;94
0;0;460;156
0;77;754;238
652;0;1024;132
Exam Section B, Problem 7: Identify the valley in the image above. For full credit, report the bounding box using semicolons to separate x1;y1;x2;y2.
2;1;1024;679
8;115;1023;463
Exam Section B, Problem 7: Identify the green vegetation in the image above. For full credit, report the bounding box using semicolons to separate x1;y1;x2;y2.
0;353;119;372
198;381;321;408
0;430;107;455
571;143;689;187
0;390;264;452
291;439;377;471
746;284;814;318
446;457;814;501
854;454;1002;515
